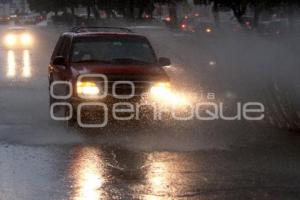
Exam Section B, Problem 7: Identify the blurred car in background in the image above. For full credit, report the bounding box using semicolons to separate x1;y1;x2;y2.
2;27;33;49
18;14;46;25
162;15;175;28
179;17;216;36
0;15;10;24
241;16;254;31
259;19;289;38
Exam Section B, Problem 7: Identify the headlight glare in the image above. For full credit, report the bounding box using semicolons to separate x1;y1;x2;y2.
206;28;212;33
21;33;32;46
150;82;189;107
4;34;17;46
77;81;100;98
150;82;171;96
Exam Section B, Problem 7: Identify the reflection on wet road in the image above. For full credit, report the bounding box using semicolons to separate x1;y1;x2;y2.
68;147;194;200
70;147;106;200
0;27;299;200
2;144;300;200
146;156;175;200
7;50;16;78
22;50;31;78
5;50;32;79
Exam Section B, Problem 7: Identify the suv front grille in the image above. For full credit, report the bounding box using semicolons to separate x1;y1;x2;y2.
83;75;157;97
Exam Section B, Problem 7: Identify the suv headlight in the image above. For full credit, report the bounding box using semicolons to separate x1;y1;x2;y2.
150;82;189;107
77;81;100;98
150;82;171;98
150;82;171;97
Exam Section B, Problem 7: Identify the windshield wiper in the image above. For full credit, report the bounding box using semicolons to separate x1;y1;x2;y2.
112;58;151;65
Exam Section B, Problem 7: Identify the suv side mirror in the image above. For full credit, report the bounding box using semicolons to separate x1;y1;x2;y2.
158;57;171;67
53;56;66;66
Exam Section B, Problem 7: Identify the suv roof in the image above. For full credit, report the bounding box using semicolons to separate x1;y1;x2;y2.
63;26;143;38
71;27;134;33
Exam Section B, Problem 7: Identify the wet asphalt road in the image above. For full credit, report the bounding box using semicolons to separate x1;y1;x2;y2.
0;26;300;200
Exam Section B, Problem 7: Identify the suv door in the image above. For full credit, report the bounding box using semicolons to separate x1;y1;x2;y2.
49;35;72;103
50;35;71;81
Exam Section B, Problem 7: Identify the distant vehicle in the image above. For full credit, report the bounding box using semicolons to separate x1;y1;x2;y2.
0;3;10;24
241;16;254;30
259;19;289;37
49;27;171;125
0;15;10;24
2;27;33;49
162;16;174;27
179;17;216;35
78;13;96;19
19;14;46;25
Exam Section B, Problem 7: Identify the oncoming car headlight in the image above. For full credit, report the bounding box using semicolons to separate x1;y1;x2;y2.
206;28;212;33
4;34;17;46
77;81;100;98
21;33;33;46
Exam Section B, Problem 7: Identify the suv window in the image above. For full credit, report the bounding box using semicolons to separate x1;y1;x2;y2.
51;36;71;60
51;36;63;60
71;36;157;65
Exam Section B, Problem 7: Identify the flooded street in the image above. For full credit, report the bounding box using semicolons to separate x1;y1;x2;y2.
0;26;299;199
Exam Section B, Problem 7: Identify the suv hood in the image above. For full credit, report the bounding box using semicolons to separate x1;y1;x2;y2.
70;63;168;78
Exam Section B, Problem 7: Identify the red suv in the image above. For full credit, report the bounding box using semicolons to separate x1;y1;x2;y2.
49;27;171;125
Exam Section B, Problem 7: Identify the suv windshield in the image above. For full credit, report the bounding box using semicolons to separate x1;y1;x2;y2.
71;37;157;64
8;28;27;33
